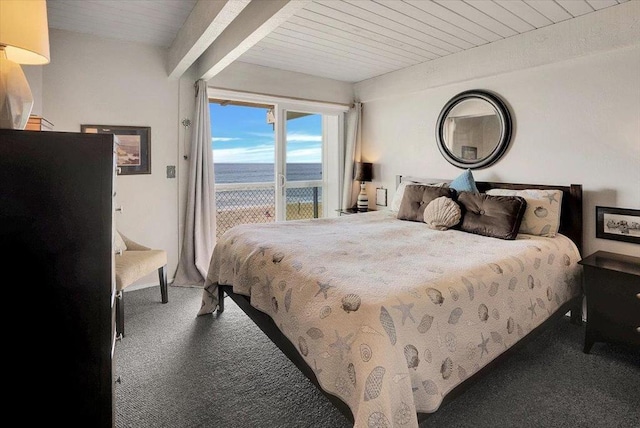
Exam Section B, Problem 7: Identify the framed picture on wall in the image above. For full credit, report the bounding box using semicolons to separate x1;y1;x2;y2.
81;124;151;175
595;206;640;244
461;145;477;160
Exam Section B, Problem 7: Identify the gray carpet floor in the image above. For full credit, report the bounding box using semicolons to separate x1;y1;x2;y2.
115;285;639;428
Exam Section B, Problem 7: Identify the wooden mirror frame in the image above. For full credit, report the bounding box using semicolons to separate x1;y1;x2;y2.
436;90;512;170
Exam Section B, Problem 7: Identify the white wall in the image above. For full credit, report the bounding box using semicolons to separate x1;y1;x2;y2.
356;5;640;258
42;29;182;287
22;65;43;116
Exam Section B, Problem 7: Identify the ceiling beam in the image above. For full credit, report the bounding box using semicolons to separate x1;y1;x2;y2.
196;0;310;81
166;0;251;80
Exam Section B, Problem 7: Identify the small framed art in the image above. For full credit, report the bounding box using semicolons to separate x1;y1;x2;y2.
595;206;640;244
461;145;478;160
376;187;387;207
81;124;151;175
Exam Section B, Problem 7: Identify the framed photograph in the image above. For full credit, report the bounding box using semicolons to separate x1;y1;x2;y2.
376;187;387;207
596;206;640;244
81;124;151;175
461;145;477;160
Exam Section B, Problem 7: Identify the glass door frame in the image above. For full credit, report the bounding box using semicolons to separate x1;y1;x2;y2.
208;88;348;221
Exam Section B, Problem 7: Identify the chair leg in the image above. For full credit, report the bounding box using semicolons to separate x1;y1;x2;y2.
159;265;168;304
116;291;125;337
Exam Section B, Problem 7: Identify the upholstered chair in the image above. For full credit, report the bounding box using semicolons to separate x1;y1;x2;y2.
114;232;168;337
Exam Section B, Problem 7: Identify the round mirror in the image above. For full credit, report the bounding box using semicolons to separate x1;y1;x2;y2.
436;90;512;169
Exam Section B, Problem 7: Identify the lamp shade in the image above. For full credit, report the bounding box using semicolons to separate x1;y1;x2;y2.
0;0;50;65
354;162;373;182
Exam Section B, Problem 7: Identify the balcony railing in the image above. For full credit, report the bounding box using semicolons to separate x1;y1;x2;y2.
215;181;322;239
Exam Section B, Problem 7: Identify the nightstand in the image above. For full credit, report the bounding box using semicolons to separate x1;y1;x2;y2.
578;251;640;353
336;208;375;216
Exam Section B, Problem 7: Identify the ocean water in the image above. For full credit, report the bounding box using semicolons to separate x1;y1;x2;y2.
215;163;322;209
215;163;321;183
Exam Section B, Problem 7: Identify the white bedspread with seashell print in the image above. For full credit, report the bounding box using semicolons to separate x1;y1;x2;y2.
199;210;581;428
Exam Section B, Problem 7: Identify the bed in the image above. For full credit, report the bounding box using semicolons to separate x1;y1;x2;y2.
198;180;583;428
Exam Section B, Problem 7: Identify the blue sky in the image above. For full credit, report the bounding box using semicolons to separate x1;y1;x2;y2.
210;103;322;163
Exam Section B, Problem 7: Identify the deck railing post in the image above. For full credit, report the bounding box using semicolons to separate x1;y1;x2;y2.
313;187;319;218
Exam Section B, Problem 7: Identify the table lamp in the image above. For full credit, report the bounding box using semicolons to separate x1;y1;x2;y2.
0;0;50;129
354;162;373;212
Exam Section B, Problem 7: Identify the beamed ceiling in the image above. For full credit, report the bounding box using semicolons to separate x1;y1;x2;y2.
46;0;630;83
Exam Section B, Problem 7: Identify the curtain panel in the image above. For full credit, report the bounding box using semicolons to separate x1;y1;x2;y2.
341;102;362;210
173;80;216;287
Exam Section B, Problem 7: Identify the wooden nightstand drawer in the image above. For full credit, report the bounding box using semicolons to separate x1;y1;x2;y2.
579;251;640;353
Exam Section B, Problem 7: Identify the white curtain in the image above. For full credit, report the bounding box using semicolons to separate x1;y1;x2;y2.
173;80;216;287
341;102;362;210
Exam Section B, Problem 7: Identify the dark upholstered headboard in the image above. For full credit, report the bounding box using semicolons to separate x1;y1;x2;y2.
396;176;583;255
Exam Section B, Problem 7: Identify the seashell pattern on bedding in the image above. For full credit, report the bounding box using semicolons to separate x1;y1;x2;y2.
199;210;581;428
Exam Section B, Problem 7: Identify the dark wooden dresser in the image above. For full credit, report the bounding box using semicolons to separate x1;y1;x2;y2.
0;129;116;426
579;250;640;353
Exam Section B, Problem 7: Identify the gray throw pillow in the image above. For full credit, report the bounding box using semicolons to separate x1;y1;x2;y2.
457;192;527;240
397;185;457;222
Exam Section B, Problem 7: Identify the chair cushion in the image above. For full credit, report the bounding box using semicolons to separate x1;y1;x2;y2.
115;249;167;291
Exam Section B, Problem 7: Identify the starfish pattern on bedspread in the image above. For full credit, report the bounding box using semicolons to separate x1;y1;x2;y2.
392;299;415;325
315;281;335;299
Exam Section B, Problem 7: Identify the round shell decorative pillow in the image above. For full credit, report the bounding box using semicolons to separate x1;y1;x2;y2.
423;196;461;230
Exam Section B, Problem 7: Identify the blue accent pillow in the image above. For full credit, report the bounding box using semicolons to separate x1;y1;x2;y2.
449;169;479;193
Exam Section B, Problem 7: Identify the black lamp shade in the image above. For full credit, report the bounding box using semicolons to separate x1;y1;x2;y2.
354;162;373;182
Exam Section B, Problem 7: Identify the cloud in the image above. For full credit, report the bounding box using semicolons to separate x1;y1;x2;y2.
247;132;275;138
212;145;321;163
212;137;241;142
284;147;322;162
213;144;274;163
286;133;322;143
246;132;321;143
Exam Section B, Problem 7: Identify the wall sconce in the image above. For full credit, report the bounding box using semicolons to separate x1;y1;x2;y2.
0;0;51;129
354;162;373;212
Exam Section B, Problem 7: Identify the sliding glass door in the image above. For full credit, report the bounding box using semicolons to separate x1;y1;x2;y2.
210;101;276;239
279;110;323;221
210;89;347;235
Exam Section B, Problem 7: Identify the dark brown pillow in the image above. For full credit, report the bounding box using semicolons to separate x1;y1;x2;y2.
457;192;527;240
397;184;457;222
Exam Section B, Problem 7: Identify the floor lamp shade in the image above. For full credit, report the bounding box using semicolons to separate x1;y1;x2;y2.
0;0;50;129
354;162;373;212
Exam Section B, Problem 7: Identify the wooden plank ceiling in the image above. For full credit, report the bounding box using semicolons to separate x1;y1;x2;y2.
47;0;198;48
46;0;629;83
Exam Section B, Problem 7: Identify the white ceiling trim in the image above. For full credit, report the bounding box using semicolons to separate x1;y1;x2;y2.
167;0;251;80
197;0;311;81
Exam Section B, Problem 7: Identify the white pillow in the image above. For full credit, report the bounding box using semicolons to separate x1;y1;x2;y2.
390;181;409;213
486;189;563;237
114;230;127;253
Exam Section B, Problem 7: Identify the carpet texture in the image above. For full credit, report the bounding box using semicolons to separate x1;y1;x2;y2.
115;286;639;428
